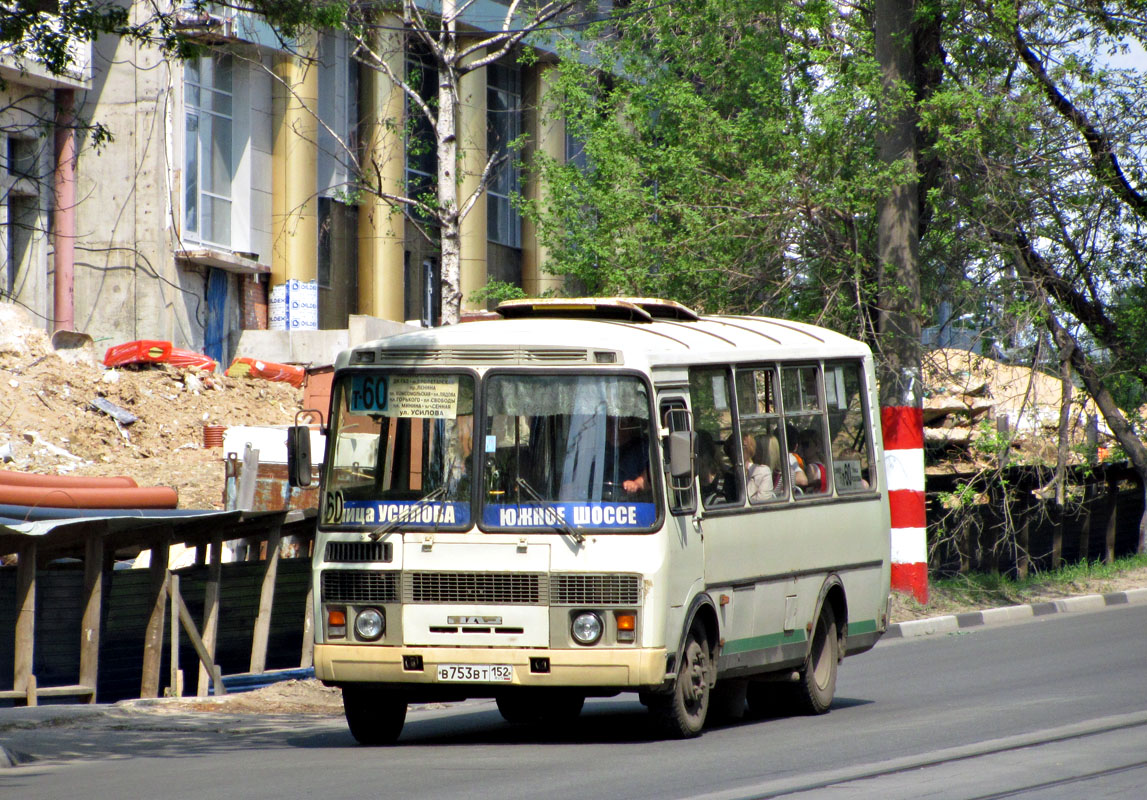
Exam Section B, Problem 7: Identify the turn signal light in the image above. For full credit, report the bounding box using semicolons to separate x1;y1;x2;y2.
615;612;636;642
328;607;347;638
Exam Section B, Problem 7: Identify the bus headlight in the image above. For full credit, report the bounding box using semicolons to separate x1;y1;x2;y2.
571;611;603;645
354;607;385;641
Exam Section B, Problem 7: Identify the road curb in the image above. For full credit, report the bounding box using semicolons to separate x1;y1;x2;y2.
885;586;1147;639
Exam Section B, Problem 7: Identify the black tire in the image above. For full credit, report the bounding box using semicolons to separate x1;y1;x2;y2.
650;626;711;738
497;690;585;724
342;686;407;745
788;604;839;715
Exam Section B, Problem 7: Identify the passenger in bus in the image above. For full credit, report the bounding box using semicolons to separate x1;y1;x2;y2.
743;432;776;503
785;423;809;492
695;431;726;505
797;429;828;493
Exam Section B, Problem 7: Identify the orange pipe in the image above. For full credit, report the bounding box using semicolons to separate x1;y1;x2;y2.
0;471;138;489
0;484;178;509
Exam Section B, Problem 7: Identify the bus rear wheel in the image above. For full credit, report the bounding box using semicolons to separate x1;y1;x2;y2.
650;626;711;738
788;605;839;715
342;686;407;745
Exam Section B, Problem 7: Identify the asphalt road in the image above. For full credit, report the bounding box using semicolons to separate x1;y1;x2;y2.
3;604;1145;800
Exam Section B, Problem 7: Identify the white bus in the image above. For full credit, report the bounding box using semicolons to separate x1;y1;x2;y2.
289;298;891;743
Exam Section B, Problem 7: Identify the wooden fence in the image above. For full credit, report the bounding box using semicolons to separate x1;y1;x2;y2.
0;509;314;706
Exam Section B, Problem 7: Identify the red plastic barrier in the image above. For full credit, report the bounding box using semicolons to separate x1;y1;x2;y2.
166;347;217;371
0;484;178;509
104;340;171;367
225;357;306;388
0;471;138;489
103;340;216;371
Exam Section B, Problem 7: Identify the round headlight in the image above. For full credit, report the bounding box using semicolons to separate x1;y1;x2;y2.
354;607;385;641
571;611;603;645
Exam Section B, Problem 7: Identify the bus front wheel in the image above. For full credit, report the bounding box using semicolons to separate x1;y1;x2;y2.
343;686;407;745
789;605;839;715
650;626;711;738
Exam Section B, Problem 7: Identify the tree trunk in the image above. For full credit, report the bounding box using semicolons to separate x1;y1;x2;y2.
437;1;463;325
875;0;927;601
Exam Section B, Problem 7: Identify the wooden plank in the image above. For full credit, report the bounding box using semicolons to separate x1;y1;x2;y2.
249;526;282;673
0;684;91;699
140;534;170;698
197;536;223;697
79;534;104;702
169;572;181;696
14;540;36;705
1104;472;1118;565
174;582;226;696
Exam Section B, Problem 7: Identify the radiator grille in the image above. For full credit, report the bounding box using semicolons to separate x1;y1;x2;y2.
322;570;399;604
325;541;392;563
404;572;547;605
551;574;641;606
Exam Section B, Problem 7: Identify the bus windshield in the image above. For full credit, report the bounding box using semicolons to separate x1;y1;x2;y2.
321;372;475;529
481;373;658;532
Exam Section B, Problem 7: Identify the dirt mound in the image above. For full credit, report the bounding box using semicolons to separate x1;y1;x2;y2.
0;303;302;509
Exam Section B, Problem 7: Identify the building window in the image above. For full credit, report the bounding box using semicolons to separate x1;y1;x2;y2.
487;62;521;248
405;49;438;220
184;53;234;247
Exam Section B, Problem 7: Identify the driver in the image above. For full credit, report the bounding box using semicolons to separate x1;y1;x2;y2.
607;417;650;496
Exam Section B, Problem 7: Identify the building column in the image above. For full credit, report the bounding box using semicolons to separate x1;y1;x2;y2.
458;51;487;312
521;64;565;297
357;20;406;321
271;37;319;287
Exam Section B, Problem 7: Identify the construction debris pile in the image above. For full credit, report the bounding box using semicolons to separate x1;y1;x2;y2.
922;348;1106;468
0;304;302;509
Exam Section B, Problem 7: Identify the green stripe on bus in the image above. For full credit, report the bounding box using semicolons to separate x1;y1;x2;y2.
723;618;879;656
722;630;807;655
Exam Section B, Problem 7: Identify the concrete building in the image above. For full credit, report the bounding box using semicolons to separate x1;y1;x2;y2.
2;4;574;365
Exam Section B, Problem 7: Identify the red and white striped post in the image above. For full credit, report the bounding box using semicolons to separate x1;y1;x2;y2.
882;406;928;603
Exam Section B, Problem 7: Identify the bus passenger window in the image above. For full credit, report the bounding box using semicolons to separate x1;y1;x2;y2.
782;365;830;498
689;367;741;508
826;361;874;493
734;367;786;503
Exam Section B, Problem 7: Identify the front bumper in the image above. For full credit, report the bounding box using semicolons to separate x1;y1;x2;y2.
315;644;669;689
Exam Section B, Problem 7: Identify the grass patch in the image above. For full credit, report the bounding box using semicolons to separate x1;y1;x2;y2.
891;553;1147;621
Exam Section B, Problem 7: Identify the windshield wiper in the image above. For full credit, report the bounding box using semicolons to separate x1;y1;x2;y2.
369;486;447;541
515;478;585;545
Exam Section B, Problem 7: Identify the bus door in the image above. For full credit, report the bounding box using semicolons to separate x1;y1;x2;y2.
657;395;704;628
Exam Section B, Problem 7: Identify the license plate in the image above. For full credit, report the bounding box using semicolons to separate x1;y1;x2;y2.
436;664;513;683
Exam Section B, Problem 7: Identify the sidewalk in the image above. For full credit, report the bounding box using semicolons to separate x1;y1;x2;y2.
886;586;1147;639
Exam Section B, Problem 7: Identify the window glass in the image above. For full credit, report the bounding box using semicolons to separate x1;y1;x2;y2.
481;374;657;532
689;367;741;508
405;49;438;219
826;361;875;493
782;365;830;497
184;53;233;246
661;400;695;514
735;368;786;504
321;372;475;529
487;62;521;247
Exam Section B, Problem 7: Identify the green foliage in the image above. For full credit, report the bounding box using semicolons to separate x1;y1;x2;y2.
528;0;891;331
469;281;529;306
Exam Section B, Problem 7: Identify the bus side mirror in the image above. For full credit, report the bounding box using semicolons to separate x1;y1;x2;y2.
668;431;693;479
286;425;312;487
